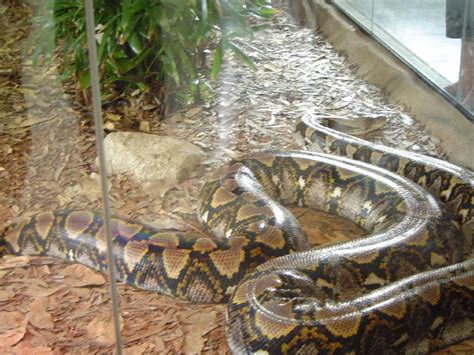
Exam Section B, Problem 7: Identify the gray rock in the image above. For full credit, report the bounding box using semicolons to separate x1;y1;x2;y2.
103;132;205;197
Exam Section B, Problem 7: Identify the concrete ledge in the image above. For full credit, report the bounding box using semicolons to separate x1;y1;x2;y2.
293;0;474;169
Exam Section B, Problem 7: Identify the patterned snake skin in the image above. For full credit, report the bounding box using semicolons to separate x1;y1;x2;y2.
1;115;473;353
226;116;473;354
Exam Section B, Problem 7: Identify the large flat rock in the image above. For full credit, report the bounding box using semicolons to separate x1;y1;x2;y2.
103;132;205;196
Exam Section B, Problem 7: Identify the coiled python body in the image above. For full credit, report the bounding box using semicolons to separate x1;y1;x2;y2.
226;116;473;353
1;116;473;353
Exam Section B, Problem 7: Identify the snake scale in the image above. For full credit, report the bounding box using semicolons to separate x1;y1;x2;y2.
1;115;473;353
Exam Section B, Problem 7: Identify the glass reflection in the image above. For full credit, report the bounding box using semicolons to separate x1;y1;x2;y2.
0;0;117;352
446;0;474;111
333;0;474;116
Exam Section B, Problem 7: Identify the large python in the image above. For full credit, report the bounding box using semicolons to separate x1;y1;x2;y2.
1;115;473;353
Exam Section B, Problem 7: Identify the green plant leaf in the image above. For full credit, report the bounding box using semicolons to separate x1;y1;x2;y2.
97;20;116;63
211;43;223;80
122;47;153;73
131;0;147;13
121;0;131;32
227;41;256;71
29;0;273;103
128;32;143;54
251;23;270;31
259;8;274;18
164;48;180;85
176;44;196;79
79;70;90;89
136;82;147;91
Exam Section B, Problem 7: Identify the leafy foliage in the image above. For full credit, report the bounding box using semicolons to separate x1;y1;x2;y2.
30;0;273;103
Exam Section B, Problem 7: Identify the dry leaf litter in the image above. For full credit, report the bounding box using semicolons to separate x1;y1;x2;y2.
0;2;472;354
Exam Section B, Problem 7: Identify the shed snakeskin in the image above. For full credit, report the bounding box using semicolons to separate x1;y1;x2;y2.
1;115;473;353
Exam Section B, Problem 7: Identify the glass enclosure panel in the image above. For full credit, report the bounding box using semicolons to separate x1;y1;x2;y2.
2;0;472;353
98;0;471;352
333;0;473;118
452;0;474;112
0;0;119;352
332;0;375;32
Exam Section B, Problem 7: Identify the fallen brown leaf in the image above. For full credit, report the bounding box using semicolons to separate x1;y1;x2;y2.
87;311;124;346
178;310;216;325
0;256;31;269
64;264;105;287
0;311;27;347
27;298;54;330
0;329;26;348
0;289;15;302
177;310;218;353
182;327;205;353
0;312;27;333
124;322;169;344
22;283;59;298
13;341;54;355
124;341;154;354
153;337;166;352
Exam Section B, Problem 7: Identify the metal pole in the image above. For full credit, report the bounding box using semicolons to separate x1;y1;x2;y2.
84;0;123;353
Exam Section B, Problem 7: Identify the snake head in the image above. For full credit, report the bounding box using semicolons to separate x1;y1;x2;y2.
252;268;333;317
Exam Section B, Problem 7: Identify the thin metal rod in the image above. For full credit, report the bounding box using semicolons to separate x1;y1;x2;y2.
84;0;123;353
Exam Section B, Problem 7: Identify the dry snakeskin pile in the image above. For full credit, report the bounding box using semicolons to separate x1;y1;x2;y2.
1;115;473;354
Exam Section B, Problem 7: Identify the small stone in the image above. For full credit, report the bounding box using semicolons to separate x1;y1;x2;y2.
139;121;151;133
103;121;116;131
431;135;442;145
